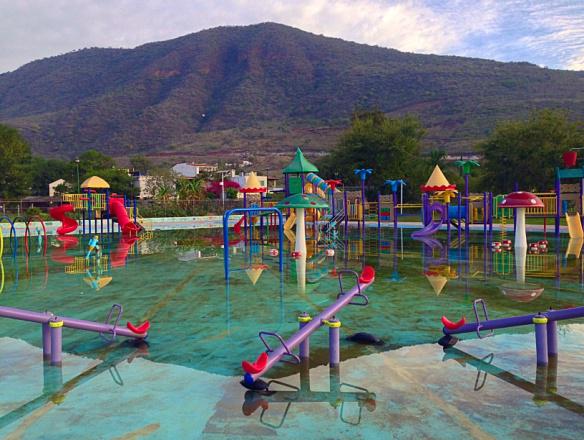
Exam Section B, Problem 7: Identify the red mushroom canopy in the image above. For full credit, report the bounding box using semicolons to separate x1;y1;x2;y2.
499;191;544;208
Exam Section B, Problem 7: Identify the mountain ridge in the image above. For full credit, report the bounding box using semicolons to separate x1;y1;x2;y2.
0;22;582;158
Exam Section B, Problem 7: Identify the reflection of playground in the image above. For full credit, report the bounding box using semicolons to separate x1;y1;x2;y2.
242;361;376;427
443;347;584;416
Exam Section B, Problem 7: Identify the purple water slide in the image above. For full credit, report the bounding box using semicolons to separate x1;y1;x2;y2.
0;306;147;339
412;203;446;238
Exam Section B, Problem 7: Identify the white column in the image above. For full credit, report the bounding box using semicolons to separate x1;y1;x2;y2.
295;207;306;256
515;208;527;249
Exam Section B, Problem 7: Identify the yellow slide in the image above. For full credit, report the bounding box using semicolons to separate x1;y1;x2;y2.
284;211;296;231
566;212;583;238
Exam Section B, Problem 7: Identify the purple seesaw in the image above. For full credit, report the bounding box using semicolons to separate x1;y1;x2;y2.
441;299;584;366
0;305;148;366
242;266;376;389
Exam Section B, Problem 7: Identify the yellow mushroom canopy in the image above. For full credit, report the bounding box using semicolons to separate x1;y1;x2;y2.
81;176;110;189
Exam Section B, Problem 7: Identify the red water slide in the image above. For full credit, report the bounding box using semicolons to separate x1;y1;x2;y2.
109;198;141;235
49;204;79;235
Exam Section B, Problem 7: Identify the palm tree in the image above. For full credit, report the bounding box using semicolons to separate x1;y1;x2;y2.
428;149;447;168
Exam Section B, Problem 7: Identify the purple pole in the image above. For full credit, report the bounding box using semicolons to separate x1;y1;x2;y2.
489;192;493;234
556;174;561;238
465;174;470;235
42;322;51;360
49;318;63;366
343;190;348;234
392;190;398;229
298;313;311;359
247;275;374;382
361;179;366;231
547;318;558;357
377;192;381;230
483;192;487;235
534;315;549;365
327;318;341;366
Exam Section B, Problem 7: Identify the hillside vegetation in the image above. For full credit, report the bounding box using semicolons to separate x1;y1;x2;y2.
0;22;582;158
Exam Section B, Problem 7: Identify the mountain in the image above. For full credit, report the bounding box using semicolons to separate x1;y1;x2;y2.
0;22;583;159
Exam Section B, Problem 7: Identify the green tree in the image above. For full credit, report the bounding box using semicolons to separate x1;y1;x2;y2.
30;157;72;196
176;178;206;200
0;124;32;198
318;110;425;195
95;168;134;195
78;149;115;175
130;155;152;174
480;110;584;193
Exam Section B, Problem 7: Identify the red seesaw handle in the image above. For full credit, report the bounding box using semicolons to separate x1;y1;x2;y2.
441;315;466;330
127;321;150;334
242;352;268;374
359;266;375;284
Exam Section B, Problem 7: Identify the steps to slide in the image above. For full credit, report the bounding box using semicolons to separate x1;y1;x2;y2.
566;212;583;239
49;204;79;235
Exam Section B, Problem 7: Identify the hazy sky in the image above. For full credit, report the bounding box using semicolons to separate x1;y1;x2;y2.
1;0;583;73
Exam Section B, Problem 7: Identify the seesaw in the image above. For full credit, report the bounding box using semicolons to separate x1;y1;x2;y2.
0;304;149;366
439;298;584;365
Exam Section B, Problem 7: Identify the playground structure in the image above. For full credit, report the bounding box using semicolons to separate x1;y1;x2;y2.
57;175;145;236
0;304;149;365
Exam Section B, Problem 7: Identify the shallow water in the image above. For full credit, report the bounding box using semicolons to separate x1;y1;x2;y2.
1;228;584;438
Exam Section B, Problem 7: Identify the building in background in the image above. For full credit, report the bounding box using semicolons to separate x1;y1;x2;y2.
172;163;218;178
48;179;66;197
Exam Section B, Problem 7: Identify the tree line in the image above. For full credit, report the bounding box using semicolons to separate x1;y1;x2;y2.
318;109;584;199
1;108;583;201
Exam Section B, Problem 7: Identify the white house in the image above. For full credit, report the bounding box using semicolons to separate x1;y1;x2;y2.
172;163;218;178
48;179;66;197
133;175;157;199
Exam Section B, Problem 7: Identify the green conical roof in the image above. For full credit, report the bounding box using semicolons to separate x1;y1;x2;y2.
282;148;319;174
276;193;329;209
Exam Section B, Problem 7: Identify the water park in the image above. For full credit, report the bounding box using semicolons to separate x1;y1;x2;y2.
2;148;584;438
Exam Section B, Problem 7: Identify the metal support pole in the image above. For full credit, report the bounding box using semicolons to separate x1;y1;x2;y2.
49;318;64;366
42;322;51;360
298;312;312;359
377;192;381;230
343;190;348;235
556;173;561;238
465;173;470;235
534;315;548;366
327;318;341;367
547;318;558;357
392;190;398;229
